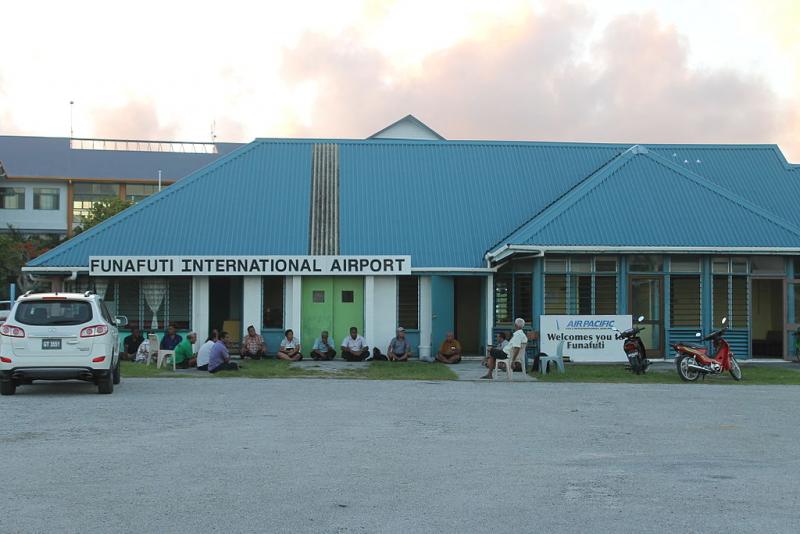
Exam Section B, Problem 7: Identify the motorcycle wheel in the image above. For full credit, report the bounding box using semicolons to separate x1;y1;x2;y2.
676;355;700;382
729;356;742;381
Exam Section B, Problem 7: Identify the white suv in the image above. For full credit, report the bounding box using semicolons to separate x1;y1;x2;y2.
0;292;127;395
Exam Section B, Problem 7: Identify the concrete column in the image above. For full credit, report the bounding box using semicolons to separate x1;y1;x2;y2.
418;275;432;359
284;275;303;333
485;273;494;350
364;275;375;344
192;276;210;344
241;276;263;339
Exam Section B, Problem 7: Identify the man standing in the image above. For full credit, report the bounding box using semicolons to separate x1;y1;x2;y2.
482;318;527;379
341;327;370;361
122;327;144;361
311;331;337;360
174;332;197;369
387;327;412;362
160;324;182;351
241;325;267;360
436;332;462;364
208;331;239;373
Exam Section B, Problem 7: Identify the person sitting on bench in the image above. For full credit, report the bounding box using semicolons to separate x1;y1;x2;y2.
341;327;370;361
436;332;462;364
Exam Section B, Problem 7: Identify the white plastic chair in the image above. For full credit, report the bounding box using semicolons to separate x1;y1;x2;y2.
494;343;527;380
157;350;175;370
146;334;159;366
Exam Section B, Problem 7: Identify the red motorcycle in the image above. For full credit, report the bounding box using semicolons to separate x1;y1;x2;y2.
672;317;742;382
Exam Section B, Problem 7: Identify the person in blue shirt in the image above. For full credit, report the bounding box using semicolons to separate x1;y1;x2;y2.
311;331;336;360
208;331;240;373
160;324;182;351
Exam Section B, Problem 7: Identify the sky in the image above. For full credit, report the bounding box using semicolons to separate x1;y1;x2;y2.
0;0;798;161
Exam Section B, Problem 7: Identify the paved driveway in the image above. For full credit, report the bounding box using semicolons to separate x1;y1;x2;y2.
2;378;799;533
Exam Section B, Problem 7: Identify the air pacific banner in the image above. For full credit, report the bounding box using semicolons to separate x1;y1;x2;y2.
89;255;412;276
539;315;632;362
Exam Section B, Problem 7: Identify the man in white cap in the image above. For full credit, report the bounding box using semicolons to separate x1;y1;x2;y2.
387;327;412;362
173;331;198;369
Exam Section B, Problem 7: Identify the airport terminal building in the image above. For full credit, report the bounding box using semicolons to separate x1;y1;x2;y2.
20;117;800;359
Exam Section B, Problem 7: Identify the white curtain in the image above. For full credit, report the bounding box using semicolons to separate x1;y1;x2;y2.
94;278;109;299
141;278;167;330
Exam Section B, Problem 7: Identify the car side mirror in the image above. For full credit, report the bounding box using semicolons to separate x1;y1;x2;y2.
721;317;727;325
695;332;702;338
637;315;645;323
115;315;129;327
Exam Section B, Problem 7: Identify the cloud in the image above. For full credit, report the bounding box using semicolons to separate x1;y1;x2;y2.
281;3;800;161
89;99;178;140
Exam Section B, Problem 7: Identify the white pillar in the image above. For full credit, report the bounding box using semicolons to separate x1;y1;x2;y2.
365;276;397;353
192;276;210;345
284;275;303;333
485;273;494;350
241;276;262;339
364;275;375;343
418;275;432;359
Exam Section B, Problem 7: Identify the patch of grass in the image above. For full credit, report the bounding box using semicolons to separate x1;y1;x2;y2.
120;362;190;378
343;361;458;381
213;359;327;379
534;363;800;385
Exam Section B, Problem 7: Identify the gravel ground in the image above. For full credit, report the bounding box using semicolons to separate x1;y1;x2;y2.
2;378;799;533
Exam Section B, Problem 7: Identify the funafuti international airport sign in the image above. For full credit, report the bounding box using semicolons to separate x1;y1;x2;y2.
89;256;412;276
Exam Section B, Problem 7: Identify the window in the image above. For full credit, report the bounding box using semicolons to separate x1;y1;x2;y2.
72;183;120;222
629;255;663;272
15;300;93;325
125;184;159;202
0;187;25;209
494;260;533;325
262;277;284;329
670;276;701;326
167;279;191;329
670;256;701;272
397;276;419;330
543;257;618;315
714;274;748;329
312;290;325;303
513;275;533;323
595;276;617;314
751;256;784;274
341;291;354;303
544;274;568;314
33;188;60;210
494;274;512;324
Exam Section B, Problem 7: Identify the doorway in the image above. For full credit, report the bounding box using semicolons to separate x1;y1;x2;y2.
454;276;482;354
751;278;784;358
301;276;364;350
629;276;663;357
209;276;243;343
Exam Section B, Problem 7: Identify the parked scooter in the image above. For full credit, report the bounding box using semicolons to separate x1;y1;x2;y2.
672;317;742;382
612;316;649;374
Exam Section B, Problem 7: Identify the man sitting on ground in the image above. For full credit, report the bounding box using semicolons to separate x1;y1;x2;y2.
277;329;302;361
160;324;182;351
174;331;198;369
341;327;370;361
311;331;336;360
482;318;527;379
436;332;462;364
208;331;240;373
388;327;412;362
122;327;144;361
241;325;267;360
196;330;218;371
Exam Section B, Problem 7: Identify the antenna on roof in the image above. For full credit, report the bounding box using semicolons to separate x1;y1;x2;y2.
69;101;75;138
158;170;162;192
211;120;217;144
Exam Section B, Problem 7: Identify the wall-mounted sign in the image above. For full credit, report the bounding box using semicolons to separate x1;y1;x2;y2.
539;315;632;362
89;255;411;277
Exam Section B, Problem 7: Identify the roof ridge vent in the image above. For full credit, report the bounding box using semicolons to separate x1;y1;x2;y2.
628;144;649;155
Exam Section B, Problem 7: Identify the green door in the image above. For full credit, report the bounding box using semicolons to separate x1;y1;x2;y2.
301;276;364;352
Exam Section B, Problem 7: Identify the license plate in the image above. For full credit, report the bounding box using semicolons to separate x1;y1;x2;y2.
42;338;62;350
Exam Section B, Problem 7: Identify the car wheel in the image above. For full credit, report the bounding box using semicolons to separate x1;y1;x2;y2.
112;361;121;385
97;371;114;394
0;380;16;396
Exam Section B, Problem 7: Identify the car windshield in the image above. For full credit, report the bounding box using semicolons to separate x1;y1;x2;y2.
15;300;93;326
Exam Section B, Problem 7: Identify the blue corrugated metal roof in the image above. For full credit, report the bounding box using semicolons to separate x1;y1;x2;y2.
26;138;800;270
494;146;800;249
0;135;243;181
28;142;311;267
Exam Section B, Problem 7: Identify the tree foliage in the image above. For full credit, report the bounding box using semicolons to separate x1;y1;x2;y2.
0;228;62;298
76;197;134;233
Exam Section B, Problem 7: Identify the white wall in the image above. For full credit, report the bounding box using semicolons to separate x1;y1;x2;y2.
0;180;67;233
192;276;210;344
418;276;432;358
241;276;263;339
284;275;303;338
371;119;442;140
364;276;398;352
